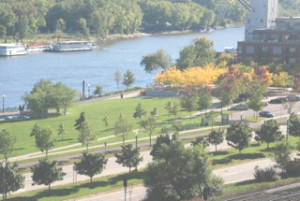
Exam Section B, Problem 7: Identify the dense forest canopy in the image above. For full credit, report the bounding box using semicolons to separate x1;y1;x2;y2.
0;0;298;40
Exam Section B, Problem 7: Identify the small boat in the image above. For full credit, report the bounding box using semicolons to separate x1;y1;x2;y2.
27;43;51;53
0;43;28;56
49;41;97;52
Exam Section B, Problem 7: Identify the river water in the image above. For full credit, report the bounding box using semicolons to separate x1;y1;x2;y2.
0;27;244;108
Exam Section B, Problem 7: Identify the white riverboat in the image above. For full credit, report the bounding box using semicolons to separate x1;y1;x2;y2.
49;41;96;52
0;43;28;56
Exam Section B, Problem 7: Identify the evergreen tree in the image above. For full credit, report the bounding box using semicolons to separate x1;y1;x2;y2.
133;103;147;119
57;123;66;141
75;112;86;130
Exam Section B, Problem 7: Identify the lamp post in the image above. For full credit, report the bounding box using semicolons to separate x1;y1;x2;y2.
240;112;243;122
2;95;5;113
87;84;91;99
2;161;6;201
135;131;138;149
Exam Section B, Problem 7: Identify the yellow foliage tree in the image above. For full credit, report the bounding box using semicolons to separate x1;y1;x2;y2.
272;72;293;87
153;65;226;87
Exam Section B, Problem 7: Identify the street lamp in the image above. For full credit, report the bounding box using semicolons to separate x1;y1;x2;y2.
2;95;5;113
240;112;243;122
2;161;6;201
135;131;138;149
87;84;91;99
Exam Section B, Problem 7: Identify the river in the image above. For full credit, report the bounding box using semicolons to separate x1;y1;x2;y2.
0;27;244;108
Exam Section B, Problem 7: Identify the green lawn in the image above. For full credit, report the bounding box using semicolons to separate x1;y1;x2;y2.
0;97;203;158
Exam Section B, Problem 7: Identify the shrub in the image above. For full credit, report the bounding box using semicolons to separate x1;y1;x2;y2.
285;159;300;177
254;166;280;182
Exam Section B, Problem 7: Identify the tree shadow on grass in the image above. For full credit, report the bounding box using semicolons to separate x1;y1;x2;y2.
7;188;79;201
212;153;265;166
8;171;145;201
211;151;229;156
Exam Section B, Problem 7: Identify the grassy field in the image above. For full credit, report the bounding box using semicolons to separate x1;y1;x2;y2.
0;97;205;158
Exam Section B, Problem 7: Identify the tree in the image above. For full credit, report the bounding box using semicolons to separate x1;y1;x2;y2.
226;122;252;155
255;120;283;149
144;140;223;201
93;85;103;97
141;49;171;73
192;136;210;148
133;103;147;120
283;95;297;114
31;158;65;190
140;116;156;146
198;88;213;111
208;130;224;152
0;129;16;162
180;92;198;116
23;80;76;116
150;107;158;117
74;112;86;130
115;70;122;92
115;144;143;172
248;81;265;119
57;123;66;141
34;126;56;157
103;115;110;135
176;37;216;69
288;113;300;141
78;122;96;152
150;134;172;159
272;72;293;87
51;82;77;115
114;113;132;144
122;70;135;90
30;123;41;137
78;18;90;39
0;162;24;198
271;142;292;173
293;72;300;94
216;66;244;106
75;152;108;183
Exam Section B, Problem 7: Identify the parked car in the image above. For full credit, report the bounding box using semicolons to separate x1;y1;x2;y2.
230;103;249;111
259;111;274;118
269;97;287;104
286;95;300;102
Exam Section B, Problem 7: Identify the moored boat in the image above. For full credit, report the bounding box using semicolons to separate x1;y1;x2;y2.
27;43;51;53
0;43;28;56
49;41;96;52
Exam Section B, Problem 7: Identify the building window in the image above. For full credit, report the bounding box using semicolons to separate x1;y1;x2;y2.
289;47;296;53
260;19;264;23
273;47;282;55
246;46;254;54
261;46;268;53
289;58;296;64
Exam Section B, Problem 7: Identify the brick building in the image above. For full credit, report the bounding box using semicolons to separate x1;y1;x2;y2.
238;17;300;64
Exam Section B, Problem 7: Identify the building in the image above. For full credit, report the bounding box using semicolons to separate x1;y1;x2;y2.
245;0;278;41
238;0;300;65
238;17;300;64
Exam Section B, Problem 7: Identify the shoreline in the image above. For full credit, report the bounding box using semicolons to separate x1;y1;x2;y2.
97;23;244;46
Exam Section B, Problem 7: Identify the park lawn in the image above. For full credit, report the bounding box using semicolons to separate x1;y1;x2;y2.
244;116;268;122
0;97;201;158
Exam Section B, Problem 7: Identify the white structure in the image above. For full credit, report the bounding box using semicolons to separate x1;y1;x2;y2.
0;43;27;56
245;0;278;41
